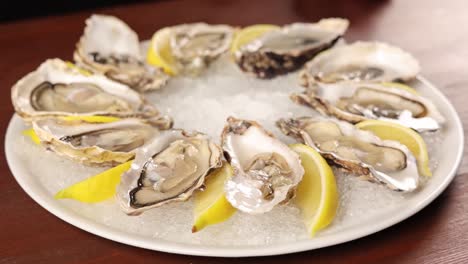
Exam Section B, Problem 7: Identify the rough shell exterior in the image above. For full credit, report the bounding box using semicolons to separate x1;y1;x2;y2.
74;14;168;92
235;18;349;79
33;118;159;166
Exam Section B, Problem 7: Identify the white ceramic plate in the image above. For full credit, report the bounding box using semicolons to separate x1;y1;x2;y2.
5;76;464;257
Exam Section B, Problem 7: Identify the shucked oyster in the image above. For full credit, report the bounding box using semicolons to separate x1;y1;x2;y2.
33;118;159;166
74;14;168;92
222;117;304;214
291;82;444;132
11;58;171;128
300;41;420;86
150;23;234;75
235;18;349;78
118;129;223;215
277;117;419;192
171;23;233;70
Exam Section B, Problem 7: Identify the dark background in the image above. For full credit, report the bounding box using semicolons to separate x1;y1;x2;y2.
1;1;155;22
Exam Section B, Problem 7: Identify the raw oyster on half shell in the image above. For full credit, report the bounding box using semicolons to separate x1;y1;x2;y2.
118;129;223;215
235;18;349;78
33;118;160;166
74;14;168;92
291;82;444;132
11;58;172;128
300;41;420;86
277;117;419;192
221;117;304;214
149;23;234;75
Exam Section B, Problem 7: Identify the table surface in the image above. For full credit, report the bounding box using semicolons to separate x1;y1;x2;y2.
1;0;467;263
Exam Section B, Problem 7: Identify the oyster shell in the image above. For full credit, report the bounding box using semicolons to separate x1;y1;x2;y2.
235;18;349;78
33;118;159;166
300;41;420;86
221;117;304;214
11;58;171;128
74;15;168;92
277;117;419;192
168;23;234;74
117;129;223;215
291;82;444;132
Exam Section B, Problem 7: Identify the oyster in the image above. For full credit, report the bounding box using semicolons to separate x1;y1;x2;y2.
117;129;223;215
165;23;234;74
291;82;444;132
277;117;419;192
235;18;349;78
74;14;168;92
300;41;420;86
221;117;304;214
11;58;171;128
33;118;159;166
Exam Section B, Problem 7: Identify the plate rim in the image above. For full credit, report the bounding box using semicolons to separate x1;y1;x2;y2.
4;76;464;257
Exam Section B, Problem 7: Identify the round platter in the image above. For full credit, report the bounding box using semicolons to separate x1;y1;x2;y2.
5;53;464;257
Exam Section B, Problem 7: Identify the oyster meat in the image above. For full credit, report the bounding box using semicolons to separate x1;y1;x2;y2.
163;23;234;74
11;58;171;128
221;117;304;214
33;118;159;166
277;117;419;192
74;14;168;92
300;41;420;86
235;18;349;78
291;82;444;132
117;129;223;215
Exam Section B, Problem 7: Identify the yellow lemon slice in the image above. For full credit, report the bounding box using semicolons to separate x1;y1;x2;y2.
290;144;338;237
192;163;236;233
54;161;132;203
355;119;432;177
23;128;41;144
60;115;120;123
380;82;419;95
65;61;92;76
230;24;280;54
147;27;178;75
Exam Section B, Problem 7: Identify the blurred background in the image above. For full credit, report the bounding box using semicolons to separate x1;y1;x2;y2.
1;0;153;21
1;0;388;22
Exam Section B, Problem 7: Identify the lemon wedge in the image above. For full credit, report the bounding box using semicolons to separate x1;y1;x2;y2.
23;128;41;144
230;24;280;54
192;163;236;233
60;115;120;123
147;27;178;75
290;144;338;237
65;61;92;76
355;119;432;177
54;161;132;203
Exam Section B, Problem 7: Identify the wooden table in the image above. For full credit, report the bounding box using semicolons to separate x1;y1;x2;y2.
1;0;467;263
